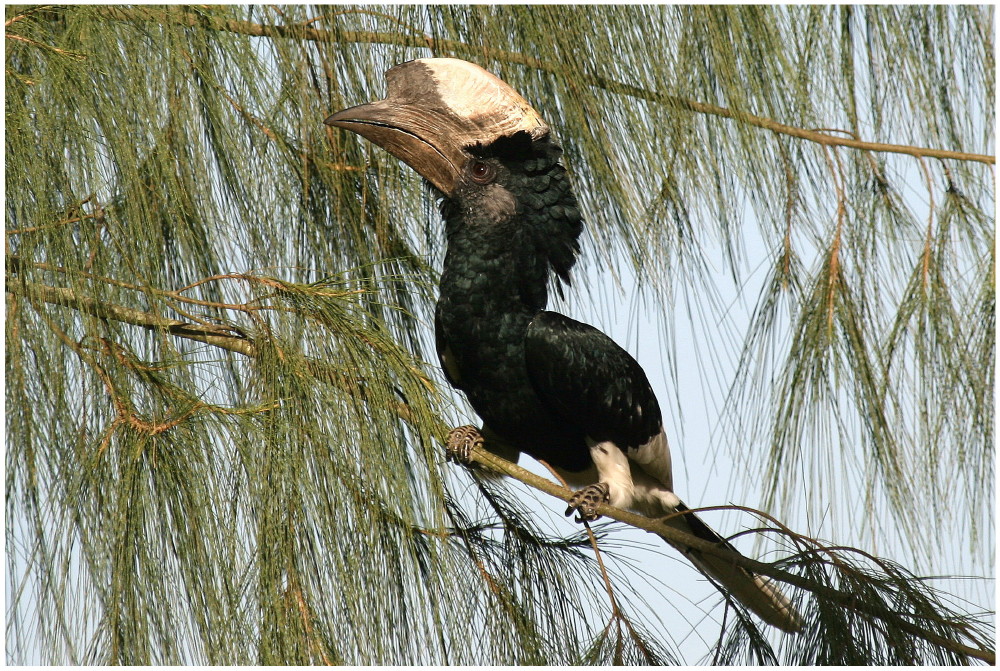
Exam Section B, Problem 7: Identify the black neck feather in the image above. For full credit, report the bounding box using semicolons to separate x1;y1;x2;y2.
439;132;583;312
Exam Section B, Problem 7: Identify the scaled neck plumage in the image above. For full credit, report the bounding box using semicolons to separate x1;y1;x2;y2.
438;133;584;316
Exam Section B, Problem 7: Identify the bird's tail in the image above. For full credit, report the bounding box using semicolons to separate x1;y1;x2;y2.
660;501;803;633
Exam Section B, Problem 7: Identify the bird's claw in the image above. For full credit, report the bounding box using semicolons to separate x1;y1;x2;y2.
445;425;483;466
565;483;610;522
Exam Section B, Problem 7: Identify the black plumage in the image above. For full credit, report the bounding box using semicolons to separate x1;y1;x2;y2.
525;311;663;451
326;57;802;633
434;130;610;472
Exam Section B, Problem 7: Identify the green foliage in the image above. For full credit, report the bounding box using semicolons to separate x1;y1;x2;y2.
6;4;993;664
718;542;994;665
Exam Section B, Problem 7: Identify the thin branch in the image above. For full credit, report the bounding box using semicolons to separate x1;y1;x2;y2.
5;31;86;60
288;581;334;665
94;6;995;166
540;458;656;663
7;211;102;235
463;445;996;665
542;462;624;617
5;5;57;28
7;277;422;429
820;145;847;334
11;278;991;662
917;156;936;292
9;279;257;356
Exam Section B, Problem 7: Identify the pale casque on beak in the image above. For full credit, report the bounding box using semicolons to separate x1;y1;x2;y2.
325;58;550;197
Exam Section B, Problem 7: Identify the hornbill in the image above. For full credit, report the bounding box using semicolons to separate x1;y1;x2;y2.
326;57;802;633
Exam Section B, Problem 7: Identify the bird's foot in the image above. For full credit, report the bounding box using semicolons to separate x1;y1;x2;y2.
445;425;483;466
565;483;610;522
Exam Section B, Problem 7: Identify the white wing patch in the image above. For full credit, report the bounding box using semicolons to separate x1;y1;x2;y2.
586;439;634;508
549;426;679;518
574;427;679;516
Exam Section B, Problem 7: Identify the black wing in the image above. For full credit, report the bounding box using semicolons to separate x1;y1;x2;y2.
524;311;662;448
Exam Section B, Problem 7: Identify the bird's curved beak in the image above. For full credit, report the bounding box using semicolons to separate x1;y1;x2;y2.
325;99;465;196
325;58;550;198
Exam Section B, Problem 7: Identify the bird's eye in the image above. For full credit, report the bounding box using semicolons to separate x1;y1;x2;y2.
468;161;495;184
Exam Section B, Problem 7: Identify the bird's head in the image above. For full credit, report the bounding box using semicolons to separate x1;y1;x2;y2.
325;58;549;197
326;57;582;286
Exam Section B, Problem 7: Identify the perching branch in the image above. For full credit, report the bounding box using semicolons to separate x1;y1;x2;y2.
464;444;996;665
93;6;995;166
8;273;992;663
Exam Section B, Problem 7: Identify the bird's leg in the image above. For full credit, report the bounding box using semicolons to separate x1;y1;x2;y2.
444;425;483;466
565;482;610;522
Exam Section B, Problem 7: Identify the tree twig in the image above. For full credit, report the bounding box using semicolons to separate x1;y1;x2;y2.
6;277;422;428
9;278;256;356
93;6;995;166
8;274;992;664
464;445;995;665
539;459;656;662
